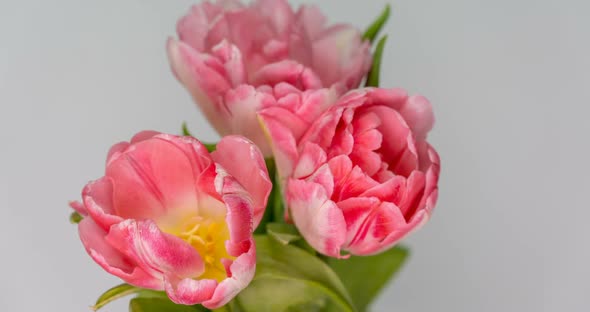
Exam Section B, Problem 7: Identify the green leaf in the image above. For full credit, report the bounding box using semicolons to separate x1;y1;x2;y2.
254;158;285;234
181;122;216;152
182;122;193;136
363;4;391;43
69;211;82;224
230;236;356;312
327;246;409;311
365;35;388;87
92;283;141;311
266;223;301;245
129;297;208;312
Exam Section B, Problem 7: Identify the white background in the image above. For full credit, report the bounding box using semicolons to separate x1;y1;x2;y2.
1;0;589;311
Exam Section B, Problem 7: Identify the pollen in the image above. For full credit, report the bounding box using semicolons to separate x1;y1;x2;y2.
175;215;234;282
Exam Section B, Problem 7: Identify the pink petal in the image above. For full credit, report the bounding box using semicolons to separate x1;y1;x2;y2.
360;175;406;205
293;142;327;179
69;200;87;216
212;135;271;228
106;219;204;281
295;5;327;40
346;202;408;255
106;136;202;220
251;60;322;90
287;179;346;257
258;108;300;179
167;39;232;135
222;85;276;156
78;218;161;289
398;95;435;141
363;105;419;177
165;277;218;306
336;197;380;247
82;177;122;230
203;238;256;309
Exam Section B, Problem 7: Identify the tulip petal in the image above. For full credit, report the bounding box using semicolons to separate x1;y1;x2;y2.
78;218;161;289
213;135;271;228
106;220;205;282
202;239;256;309
82;177;123;230
287;179;346;257
167;39;232;134
222;85;276;156
164;277;218;306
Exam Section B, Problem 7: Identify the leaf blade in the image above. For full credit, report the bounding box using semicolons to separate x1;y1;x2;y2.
231;236;356;312
92;283;140;311
365;35;388;87
363;4;391;43
327;246;409;311
129;297;207;312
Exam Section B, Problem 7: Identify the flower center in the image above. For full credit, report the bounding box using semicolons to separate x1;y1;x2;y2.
166;215;234;282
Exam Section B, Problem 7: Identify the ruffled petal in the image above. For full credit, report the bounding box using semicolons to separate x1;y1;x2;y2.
78;218;161;289
213;136;271;228
202;238;256;309
106;220;204;282
287;179;346;257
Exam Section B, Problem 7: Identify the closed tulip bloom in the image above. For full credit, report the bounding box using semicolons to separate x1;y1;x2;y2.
260;88;440;257
71;132;271;308
167;0;371;155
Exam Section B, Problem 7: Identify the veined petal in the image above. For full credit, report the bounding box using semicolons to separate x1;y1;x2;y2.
213;135;271;228
287;179;346;257
78;218;161;289
106;220;205;282
203;238;256;309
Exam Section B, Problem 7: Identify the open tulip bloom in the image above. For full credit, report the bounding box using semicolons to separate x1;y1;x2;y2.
69;1;440;311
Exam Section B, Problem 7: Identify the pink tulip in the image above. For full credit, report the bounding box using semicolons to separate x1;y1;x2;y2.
167;0;371;155
71;132;271;308
260;88;440;257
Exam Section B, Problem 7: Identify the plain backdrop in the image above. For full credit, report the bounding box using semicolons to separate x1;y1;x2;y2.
1;0;589;311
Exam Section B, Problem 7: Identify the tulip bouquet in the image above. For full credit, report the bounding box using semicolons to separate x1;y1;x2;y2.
68;1;440;311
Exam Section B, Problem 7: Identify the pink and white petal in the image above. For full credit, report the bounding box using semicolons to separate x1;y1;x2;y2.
300;107;343;150
203;239;256;309
346;201;408;255
211;40;247;87
399;171;426;220
220;189;255;255
293;142;327;179
213;135;271;228
336;197;380;247
165;277;218;306
360;175;406;205
258;109;300;180
82;177;122;230
106;219;205;281
287;179;346;258
222;85;276;156
363;208;430;256
78;218;161;289
167;39;232;135
328;155;353;201
339;165;379;200
305;163;334;199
